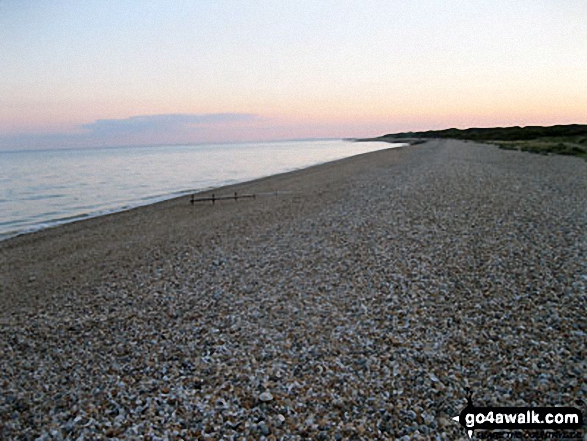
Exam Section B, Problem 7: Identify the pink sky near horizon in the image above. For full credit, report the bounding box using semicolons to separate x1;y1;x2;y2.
1;1;586;149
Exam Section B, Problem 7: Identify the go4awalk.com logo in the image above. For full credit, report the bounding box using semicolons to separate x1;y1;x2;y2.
452;389;583;438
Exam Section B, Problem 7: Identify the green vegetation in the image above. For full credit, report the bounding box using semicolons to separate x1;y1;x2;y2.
375;124;587;158
492;139;587;157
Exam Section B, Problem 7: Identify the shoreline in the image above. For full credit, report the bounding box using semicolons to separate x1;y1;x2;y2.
0;141;407;243
0;188;201;243
1;139;585;438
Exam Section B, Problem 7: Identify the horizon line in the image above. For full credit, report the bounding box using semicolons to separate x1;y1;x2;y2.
0;136;347;154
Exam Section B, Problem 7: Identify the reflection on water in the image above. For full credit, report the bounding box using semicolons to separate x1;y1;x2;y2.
0;139;403;238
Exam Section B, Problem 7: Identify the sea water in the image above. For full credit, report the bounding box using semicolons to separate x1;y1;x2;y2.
0;139;403;239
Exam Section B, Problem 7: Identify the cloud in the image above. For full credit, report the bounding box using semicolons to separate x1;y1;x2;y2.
81;113;259;136
0;113;261;150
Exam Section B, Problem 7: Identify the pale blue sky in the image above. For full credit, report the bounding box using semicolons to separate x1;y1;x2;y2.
1;0;586;149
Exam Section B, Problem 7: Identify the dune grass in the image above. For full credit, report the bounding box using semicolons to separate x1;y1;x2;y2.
492;137;587;158
369;125;587;159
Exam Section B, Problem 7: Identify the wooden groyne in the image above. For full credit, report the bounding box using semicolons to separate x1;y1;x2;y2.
190;192;256;205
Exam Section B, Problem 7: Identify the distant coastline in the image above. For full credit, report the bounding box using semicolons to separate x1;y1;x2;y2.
355;124;587;158
352;137;427;145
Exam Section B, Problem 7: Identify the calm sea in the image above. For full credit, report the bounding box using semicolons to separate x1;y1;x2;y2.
0;139;403;239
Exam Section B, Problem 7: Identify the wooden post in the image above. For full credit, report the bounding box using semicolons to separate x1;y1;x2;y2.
212;193;215;205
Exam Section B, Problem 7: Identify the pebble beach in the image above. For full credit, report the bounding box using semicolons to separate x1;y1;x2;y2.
1;139;586;439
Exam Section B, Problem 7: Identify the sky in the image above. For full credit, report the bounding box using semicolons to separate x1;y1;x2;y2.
1;0;586;150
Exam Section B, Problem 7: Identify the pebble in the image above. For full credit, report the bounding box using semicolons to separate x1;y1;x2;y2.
259;391;273;402
258;421;270;436
0;140;585;439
